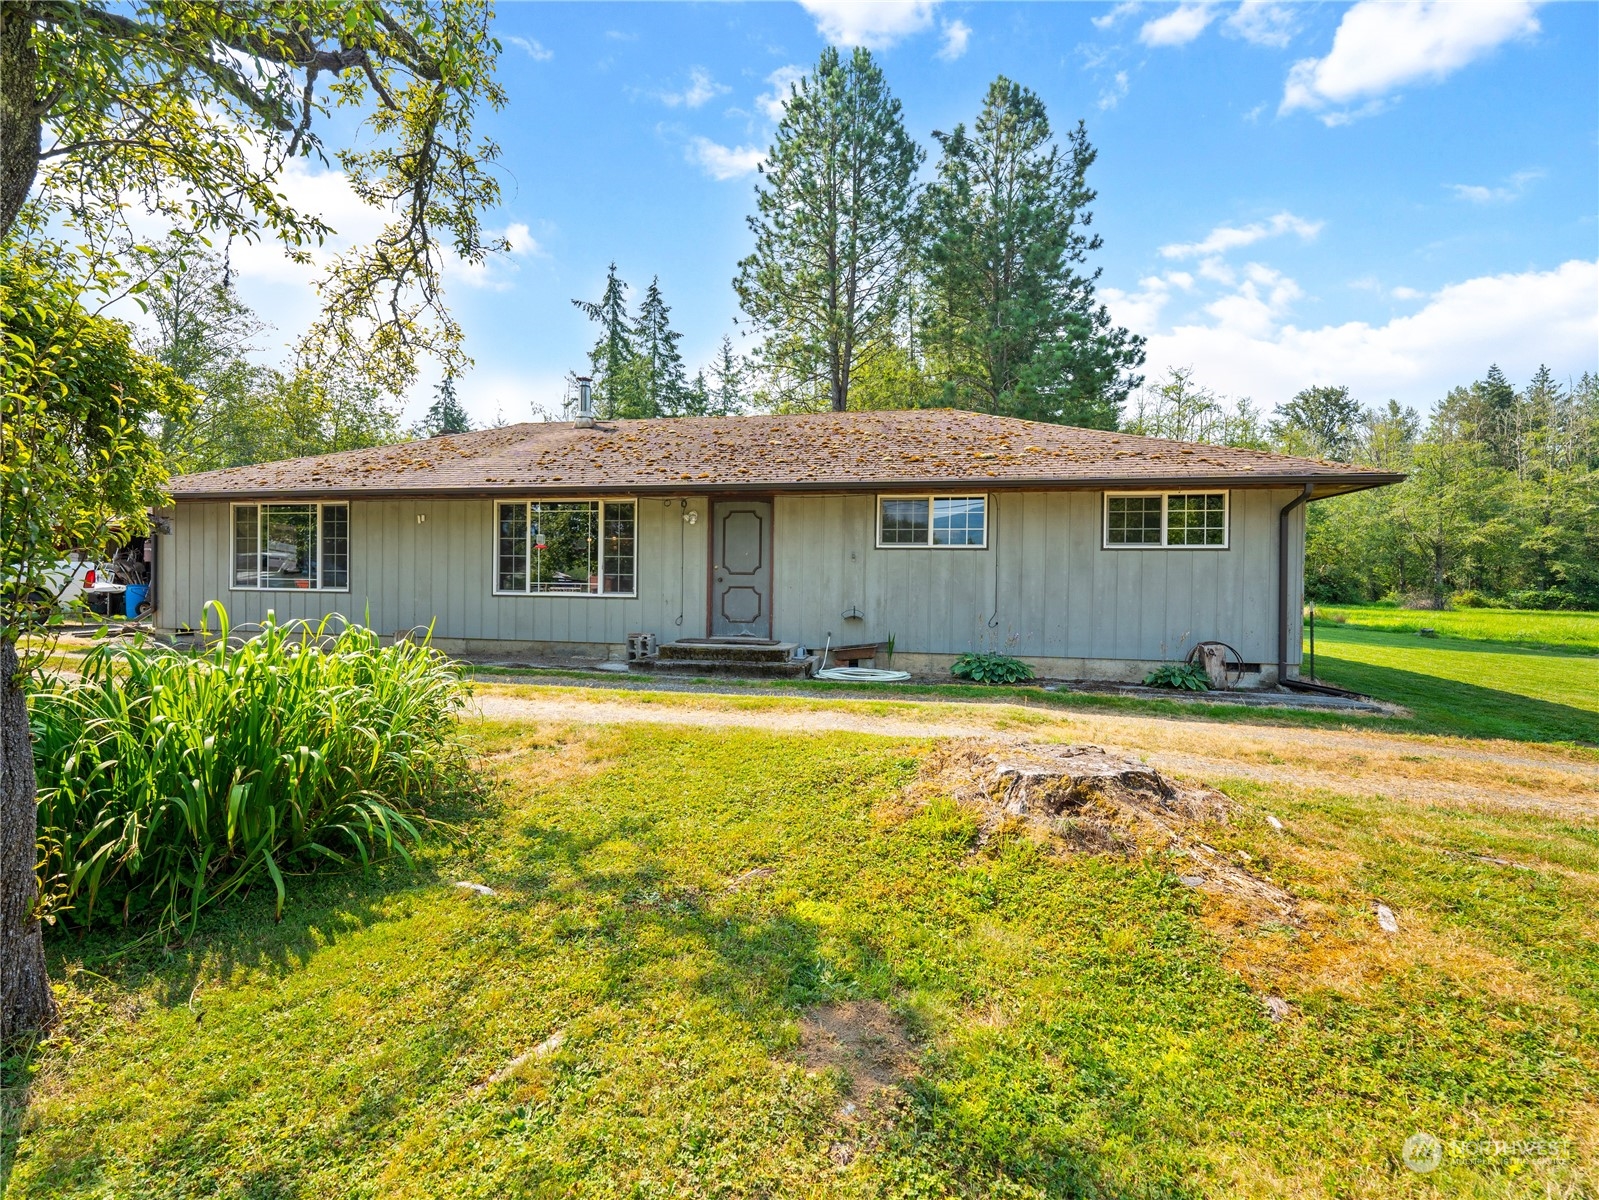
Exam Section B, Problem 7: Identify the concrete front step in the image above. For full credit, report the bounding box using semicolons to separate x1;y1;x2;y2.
656;639;800;664
632;655;816;679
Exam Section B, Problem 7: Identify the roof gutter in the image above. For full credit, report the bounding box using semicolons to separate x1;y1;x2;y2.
170;473;1405;504
1277;483;1314;684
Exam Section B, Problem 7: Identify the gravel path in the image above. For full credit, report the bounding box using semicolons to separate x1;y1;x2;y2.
470;687;1599;821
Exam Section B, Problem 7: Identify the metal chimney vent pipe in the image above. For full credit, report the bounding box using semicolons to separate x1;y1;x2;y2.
575;376;595;428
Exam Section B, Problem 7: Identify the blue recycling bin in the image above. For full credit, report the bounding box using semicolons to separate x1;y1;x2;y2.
123;583;149;618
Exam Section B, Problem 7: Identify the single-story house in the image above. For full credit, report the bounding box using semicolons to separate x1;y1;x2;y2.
157;409;1402;682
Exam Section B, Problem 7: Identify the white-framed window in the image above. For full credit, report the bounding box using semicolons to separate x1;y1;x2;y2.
494;499;637;596
1103;491;1229;549
877;495;988;549
230;502;350;590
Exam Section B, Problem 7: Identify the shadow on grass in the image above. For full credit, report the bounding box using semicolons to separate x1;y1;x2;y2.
14;739;1200;1200
1311;651;1599;744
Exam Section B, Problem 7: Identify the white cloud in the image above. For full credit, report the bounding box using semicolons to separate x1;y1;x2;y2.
1224;1;1296;48
797;0;939;49
1391;286;1425;301
757;65;806;122
1098;71;1130;111
1093;2;1141;31
1114;260;1597;408
504;35;553;62
1281;1;1540;121
657;67;729;109
1159;211;1323;259
937;18;971;60
1447;169;1542;204
687;136;764;181
1139;3;1218;47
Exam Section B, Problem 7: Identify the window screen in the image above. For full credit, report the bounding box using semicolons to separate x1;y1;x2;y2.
879;496;985;547
879;498;930;545
1106;496;1163;546
1166;493;1227;546
1105;493;1227;548
496;500;636;595
231;503;349;588
932;497;986;546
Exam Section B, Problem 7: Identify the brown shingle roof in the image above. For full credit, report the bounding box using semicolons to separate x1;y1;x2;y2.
168;409;1402;499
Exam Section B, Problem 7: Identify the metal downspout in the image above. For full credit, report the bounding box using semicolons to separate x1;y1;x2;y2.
1277;483;1314;684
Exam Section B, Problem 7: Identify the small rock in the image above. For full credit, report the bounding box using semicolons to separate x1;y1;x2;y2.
454;881;496;896
1178;874;1206;888
838;1101;858;1120
1375;903;1399;933
1236;849;1253;862
1263;996;1291;1022
1266;815;1284;832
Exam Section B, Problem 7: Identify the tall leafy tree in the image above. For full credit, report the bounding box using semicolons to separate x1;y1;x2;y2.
0;0;505;1041
1;1;508;394
572;264;646;418
1123;367;1267;448
1271;384;1364;461
919;78;1142;428
2;253;194;1041
735;47;922;412
633;277;688;417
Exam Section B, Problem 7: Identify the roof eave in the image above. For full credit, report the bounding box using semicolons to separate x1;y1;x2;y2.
169;471;1407;502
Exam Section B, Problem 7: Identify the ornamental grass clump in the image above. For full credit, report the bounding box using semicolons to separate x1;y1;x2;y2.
31;608;469;933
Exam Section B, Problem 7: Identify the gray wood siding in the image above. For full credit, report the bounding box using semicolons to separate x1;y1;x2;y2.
770;489;1304;666
160;497;710;646
159;488;1304;666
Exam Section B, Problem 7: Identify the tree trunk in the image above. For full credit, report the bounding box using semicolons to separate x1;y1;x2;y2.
0;3;42;241
1;638;55;1044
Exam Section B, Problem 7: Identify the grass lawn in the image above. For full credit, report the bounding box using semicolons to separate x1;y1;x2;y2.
7;718;1596;1198
1306;622;1598;745
1316;605;1599;653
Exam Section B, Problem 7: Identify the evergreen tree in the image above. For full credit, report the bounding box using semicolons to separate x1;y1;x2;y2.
419;376;473;436
919;78;1142;428
706;335;748;416
633;277;689;417
572;264;646;417
682;371;712;418
735;47;923;412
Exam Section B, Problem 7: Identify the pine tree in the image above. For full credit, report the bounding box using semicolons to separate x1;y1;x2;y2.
735;47;922;412
420;376;472;436
707;335;748;416
919;78;1143;428
633;277;689;417
572;264;646;418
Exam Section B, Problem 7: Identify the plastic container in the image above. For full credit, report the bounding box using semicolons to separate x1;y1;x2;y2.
123;584;149;619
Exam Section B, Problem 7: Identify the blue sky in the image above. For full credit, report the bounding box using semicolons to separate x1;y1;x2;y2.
226;1;1598;427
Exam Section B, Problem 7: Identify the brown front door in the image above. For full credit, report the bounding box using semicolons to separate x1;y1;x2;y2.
711;500;772;638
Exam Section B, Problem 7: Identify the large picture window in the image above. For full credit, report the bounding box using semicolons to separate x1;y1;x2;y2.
495;500;637;595
1103;492;1229;549
231;502;351;589
877;495;987;548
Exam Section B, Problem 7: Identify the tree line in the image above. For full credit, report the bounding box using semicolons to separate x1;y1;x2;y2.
1131;364;1599;610
581;49;1144;427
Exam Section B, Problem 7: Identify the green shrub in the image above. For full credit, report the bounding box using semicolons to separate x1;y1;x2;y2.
1142;662;1211;691
30;607;469;933
950;652;1035;686
1507;587;1584;612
